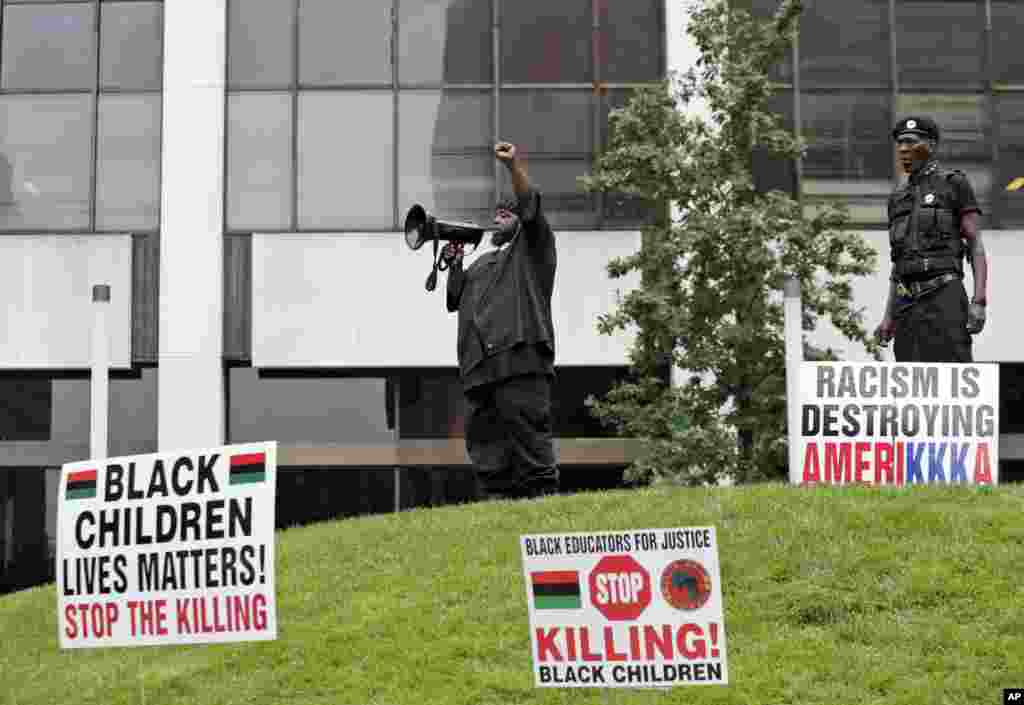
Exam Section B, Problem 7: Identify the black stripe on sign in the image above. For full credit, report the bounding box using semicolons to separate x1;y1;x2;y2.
532;583;581;597
230;463;265;475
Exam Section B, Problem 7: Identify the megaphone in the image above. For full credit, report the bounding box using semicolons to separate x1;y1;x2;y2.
403;204;486;251
403;204;489;291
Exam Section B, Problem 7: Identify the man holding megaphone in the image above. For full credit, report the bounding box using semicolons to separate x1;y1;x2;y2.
442;142;559;501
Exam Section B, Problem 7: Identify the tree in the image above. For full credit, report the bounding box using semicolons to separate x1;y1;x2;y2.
580;0;883;486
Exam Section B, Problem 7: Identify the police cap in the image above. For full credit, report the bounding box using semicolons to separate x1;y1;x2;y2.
892;116;940;142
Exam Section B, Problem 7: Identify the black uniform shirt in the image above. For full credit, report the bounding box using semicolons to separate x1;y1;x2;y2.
886;161;981;282
447;188;557;391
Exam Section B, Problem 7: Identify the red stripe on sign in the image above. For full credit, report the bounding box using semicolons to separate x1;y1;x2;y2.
231;453;265;466
531;571;579;585
68;469;97;483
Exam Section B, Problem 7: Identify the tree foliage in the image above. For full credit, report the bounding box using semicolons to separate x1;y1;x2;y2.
581;0;883;485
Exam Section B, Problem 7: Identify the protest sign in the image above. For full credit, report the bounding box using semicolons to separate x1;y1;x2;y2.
520;527;727;689
57;442;277;649
794;362;1000;485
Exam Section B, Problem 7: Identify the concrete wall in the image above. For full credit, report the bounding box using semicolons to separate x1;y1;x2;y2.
807;229;1024;363
0;235;131;369
157;0;227;451
251;231;642;368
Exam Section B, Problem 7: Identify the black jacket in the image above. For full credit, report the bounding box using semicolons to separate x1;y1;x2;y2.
887;163;981;282
446;188;557;381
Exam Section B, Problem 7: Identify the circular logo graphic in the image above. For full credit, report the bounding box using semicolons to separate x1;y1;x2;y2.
925;193;935;204
906;119;917;129
660;560;712;611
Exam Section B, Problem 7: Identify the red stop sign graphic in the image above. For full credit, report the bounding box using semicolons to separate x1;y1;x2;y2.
588;554;652;621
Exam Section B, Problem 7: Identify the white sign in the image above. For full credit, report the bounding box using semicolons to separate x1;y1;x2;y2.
520;527;727;689
793;362;1000;485
57;442;278;649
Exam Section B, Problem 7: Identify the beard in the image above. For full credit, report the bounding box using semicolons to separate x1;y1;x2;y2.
491;220;519;247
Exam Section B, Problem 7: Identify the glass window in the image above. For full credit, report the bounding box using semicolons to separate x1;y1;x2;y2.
96;94;162;231
44;468;58;565
0;95;93;231
501;90;596;224
999;364;1024;434
396;367;629;439
1;4;96;90
894;1;984;89
227;92;293;231
401;467;478;509
228;0;295;89
49;379;88;445
762;91;892;226
802;92;893;187
992;2;1024;84
895;93;992;214
501;89;593;157
299;0;392;86
1;483;10;565
596;0;663;82
0;468;48;592
108;369;158;458
552;367;630;438
399;90;494;225
273;468;401;526
0;371;155;453
803;94;894;224
519;159;597;228
228;369;393;444
298;91;394;229
0;379;51;442
399;0;492;85
398;370;463;439
798;0;889;88
100;2;163;91
501;0;591;83
994;94;1024;227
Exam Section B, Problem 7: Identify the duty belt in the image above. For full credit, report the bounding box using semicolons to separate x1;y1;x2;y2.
898;272;959;299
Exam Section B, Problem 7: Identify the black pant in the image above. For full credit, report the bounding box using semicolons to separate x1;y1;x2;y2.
894;279;972;363
464;373;558;498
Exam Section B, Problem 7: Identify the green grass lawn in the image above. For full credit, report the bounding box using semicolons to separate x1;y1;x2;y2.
2;483;1023;705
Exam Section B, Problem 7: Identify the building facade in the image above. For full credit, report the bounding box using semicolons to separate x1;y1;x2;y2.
742;0;1024;472
3;0;1024;592
0;0;666;591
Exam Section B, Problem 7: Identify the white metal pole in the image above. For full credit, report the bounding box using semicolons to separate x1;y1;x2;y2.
90;284;110;461
783;275;803;484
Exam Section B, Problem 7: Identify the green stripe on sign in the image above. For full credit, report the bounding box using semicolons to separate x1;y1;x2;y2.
66;487;97;500
230;472;266;485
534;594;581;610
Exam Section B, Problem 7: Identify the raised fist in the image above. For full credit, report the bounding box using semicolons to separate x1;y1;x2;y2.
495;142;517;163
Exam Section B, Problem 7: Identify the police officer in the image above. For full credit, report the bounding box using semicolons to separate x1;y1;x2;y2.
874;116;989;362
440;142;559;501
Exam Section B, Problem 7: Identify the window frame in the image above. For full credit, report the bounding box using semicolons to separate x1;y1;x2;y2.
767;0;1024;230
222;0;669;234
0;0;164;235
